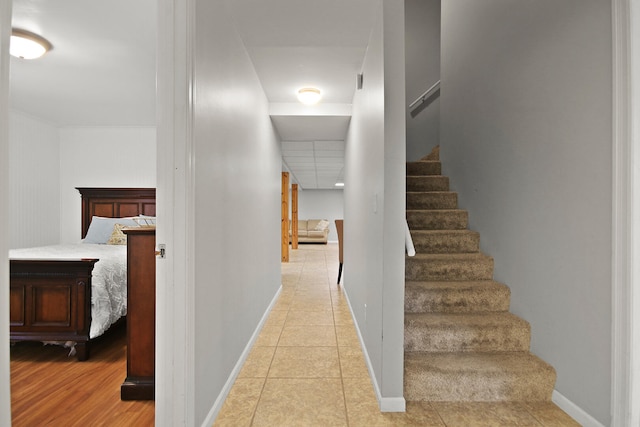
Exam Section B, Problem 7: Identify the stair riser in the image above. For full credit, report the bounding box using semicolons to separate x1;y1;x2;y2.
404;323;531;352
405;258;494;281
407;193;457;210
403;155;559;403
404;369;556;402
406;210;469;230
407;176;449;192
405;285;510;313
407;161;441;176
412;231;480;254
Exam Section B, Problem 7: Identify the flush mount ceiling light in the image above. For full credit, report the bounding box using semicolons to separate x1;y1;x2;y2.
10;28;52;59
297;87;321;105
335;182;345;187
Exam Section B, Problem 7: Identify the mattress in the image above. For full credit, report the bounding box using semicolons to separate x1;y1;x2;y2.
9;244;128;339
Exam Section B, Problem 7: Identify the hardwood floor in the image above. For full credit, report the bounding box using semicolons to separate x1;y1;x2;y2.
10;322;154;426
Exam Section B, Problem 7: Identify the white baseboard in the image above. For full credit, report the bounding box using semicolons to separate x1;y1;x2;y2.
552;390;605;427
342;287;406;413
380;397;407;412
201;285;283;427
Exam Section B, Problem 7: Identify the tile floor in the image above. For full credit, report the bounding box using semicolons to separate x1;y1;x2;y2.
213;243;581;427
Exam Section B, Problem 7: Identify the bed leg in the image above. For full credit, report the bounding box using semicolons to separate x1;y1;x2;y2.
75;342;90;361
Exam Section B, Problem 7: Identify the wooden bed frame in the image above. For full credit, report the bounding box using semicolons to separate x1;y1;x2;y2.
9;187;156;361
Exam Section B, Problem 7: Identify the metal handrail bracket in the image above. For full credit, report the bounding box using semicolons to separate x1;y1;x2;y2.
409;80;441;110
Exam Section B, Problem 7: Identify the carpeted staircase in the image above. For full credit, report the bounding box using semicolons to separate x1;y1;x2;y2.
404;148;557;402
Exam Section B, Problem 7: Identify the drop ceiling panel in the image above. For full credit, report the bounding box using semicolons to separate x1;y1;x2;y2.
281;140;314;151
315;158;344;165
314;140;345;150
284;157;315;164
314;150;345;158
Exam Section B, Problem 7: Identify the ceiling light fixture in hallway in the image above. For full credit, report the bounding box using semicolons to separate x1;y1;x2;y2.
297;87;321;105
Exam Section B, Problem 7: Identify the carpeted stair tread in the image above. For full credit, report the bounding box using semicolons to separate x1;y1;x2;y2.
404;312;531;352
406;253;494;281
405;280;510;313
407;192;458;210
406;209;469;230
407;176;450;192
403;151;557;403
411;230;480;253
404;351;557;402
407;161;441;176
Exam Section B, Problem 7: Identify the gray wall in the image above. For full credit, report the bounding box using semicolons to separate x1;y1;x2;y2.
193;0;282;423
58;127;156;243
440;1;612;424
344;0;406;407
405;0;440;161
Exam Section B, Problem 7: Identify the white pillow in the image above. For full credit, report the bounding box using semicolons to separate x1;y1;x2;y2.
83;216;139;244
315;219;330;231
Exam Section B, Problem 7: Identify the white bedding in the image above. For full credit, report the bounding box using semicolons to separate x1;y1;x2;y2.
9;244;128;339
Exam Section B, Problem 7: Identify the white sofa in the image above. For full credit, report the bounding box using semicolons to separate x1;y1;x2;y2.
290;219;330;244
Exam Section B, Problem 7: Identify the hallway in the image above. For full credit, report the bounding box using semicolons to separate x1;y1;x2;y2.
213;244;580;426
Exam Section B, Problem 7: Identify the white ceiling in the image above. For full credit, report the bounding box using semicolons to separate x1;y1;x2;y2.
10;0;157;126
9;0;379;189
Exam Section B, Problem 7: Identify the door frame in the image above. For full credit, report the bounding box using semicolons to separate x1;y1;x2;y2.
154;0;196;424
612;0;640;425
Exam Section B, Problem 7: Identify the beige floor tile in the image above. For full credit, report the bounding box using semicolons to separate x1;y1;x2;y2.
269;346;340;378
335;324;360;346
295;287;331;298
344;378;447;427
333;313;355;328
332;300;351;311
334;311;355;326
271;297;293;311
252;378;347;427
333;304;352;314
254;325;282;347
290;298;334;311
286;309;335;326
213;378;264;427
281;277;298;286
342;377;391;426
392;401;447;426
521;402;582;426
238;347;276;378
278;324;337;346
263;309;288;328
432;402;543;427
350;402;447;427
279;287;298;297
296;281;331;290
338;346;369;378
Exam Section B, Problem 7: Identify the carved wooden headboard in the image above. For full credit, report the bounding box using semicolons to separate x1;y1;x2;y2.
76;187;156;238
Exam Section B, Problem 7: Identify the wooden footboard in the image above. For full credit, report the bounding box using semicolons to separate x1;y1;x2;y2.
9;259;98;361
9;187;156;361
